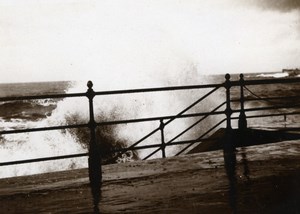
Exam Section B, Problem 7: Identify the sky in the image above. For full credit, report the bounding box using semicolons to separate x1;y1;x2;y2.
0;0;300;85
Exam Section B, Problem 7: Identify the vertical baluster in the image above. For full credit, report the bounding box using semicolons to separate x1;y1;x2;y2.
224;74;233;151
160;119;166;158
225;74;232;130
238;74;247;131
87;81;101;213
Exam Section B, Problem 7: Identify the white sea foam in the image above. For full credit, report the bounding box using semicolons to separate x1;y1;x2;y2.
0;72;224;178
31;98;58;107
0;96;88;178
0;130;87;178
257;72;289;78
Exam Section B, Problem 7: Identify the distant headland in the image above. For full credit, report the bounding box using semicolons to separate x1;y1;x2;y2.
282;68;300;76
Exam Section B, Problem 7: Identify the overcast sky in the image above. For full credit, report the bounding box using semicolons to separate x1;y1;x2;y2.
0;0;300;85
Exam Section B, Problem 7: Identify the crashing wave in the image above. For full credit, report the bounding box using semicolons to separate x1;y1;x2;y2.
257;72;289;78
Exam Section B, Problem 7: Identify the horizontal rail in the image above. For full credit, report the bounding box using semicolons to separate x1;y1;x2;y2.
243;103;300;113
108;137;221;153
230;77;300;86
230;104;300;115
231;111;300;120
0;83;223;102
0;92;86;102
0;111;227;135
114;143;165;152
96;110;226;126
1;77;299;102
94;83;223;96
0;153;88;166
231;95;300;103
0;124;88;135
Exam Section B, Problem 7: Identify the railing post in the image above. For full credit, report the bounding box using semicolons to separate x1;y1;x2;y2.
87;80;101;213
160;119;166;158
224;74;234;151
239;74;247;131
238;74;247;131
237;74;247;147
225;74;232;131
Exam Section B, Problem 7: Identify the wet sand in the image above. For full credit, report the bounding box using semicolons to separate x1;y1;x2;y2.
1;139;300;213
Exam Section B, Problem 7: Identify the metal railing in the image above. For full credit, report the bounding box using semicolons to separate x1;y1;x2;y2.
1;73;300;211
1;74;300;166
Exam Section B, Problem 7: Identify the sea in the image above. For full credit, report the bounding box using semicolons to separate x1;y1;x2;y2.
1;71;299;178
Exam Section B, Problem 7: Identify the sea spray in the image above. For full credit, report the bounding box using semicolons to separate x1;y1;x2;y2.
0;72;226;178
0;91;89;178
64;82;194;160
0;128;87;178
64;111;139;164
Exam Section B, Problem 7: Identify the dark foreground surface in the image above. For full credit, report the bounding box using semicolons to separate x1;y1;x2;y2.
0;139;300;213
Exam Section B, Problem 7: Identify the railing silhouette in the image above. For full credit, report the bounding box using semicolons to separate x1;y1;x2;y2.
1;73;300;165
1;73;300;211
